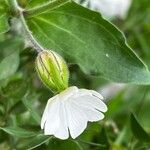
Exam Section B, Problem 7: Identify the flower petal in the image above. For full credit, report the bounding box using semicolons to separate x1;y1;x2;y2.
44;97;60;135
65;99;88;139
72;100;104;122
54;100;69;139
73;92;107;112
41;96;56;129
42;97;69;139
90;90;104;100
58;86;78;100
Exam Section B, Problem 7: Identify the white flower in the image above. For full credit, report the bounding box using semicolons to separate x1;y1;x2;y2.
41;86;107;140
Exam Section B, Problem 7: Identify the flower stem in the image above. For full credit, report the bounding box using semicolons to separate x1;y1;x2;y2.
7;0;19;16
19;13;44;52
24;0;70;17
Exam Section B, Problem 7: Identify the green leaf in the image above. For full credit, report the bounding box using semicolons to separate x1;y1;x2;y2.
25;0;50;9
130;113;150;142
49;139;83;150
0;126;37;138
2;78;27;98
22;94;41;124
17;134;51;150
0;13;9;34
106;91;125;118
25;1;150;84
0;52;20;80
0;36;24;55
0;0;9;34
99;127;110;150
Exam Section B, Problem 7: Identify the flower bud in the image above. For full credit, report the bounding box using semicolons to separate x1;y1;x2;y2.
35;50;69;93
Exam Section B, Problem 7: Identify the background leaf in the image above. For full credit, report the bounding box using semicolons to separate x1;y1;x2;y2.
48;139;83;150
26;1;150;84
17;134;51;150
0;126;37;138
0;13;9;34
130;113;150;142
22;94;41;124
99;127;110;150
0;52;20;80
0;0;9;34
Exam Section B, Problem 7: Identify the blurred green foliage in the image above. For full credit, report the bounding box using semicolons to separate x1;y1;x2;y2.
122;0;150;68
0;0;150;149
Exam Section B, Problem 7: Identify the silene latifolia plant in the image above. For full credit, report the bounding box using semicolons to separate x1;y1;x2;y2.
5;0;108;141
1;0;150;149
35;50;107;139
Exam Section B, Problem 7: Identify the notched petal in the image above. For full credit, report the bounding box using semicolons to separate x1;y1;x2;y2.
90;90;104;100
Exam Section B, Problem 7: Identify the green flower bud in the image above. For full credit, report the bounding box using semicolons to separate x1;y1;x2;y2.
35;50;69;93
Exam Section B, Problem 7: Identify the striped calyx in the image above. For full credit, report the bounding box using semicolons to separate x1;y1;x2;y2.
35;50;69;93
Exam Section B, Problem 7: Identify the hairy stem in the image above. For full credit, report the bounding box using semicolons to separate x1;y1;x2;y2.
8;0;19;15
8;0;44;52
19;13;44;52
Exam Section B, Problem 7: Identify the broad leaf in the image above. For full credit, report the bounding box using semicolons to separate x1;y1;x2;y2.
130;113;150;142
25;1;150;84
0;52;20;80
0;126;37;138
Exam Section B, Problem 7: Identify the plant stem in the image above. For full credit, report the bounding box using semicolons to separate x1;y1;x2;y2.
77;139;106;147
19;13;44;52
7;0;20;16
8;0;44;53
24;0;70;17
